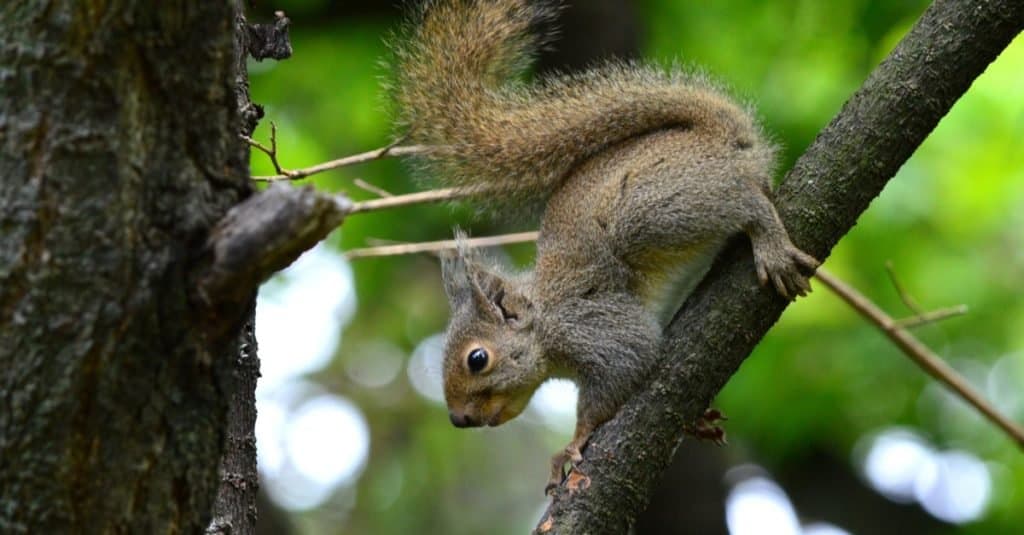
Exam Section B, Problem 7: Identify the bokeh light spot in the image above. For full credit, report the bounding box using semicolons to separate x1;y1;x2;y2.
859;428;992;524
345;341;404;388
914;450;991;524
862;428;933;503
725;471;801;535
802;523;852;535
286;395;370;487
408;333;445;403
256;243;355;396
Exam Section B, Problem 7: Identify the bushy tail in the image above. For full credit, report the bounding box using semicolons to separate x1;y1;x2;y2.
391;0;770;204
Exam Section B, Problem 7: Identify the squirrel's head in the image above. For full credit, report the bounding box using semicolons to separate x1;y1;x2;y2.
439;247;545;429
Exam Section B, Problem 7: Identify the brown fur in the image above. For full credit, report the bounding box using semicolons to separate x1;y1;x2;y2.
392;0;818;492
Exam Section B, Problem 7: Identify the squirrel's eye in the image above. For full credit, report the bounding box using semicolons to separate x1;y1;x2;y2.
467;348;489;373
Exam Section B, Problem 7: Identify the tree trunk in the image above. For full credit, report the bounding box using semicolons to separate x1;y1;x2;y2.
0;2;251;532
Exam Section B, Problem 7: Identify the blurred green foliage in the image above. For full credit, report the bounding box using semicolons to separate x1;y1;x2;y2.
248;1;1023;533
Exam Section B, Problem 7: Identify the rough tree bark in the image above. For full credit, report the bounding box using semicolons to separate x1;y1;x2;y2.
0;2;252;532
538;0;1024;532
1;1;334;532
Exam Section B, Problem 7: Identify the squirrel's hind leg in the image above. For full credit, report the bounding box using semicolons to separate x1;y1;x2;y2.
545;419;596;495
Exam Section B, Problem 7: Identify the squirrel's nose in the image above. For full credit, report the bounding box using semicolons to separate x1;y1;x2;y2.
449;410;478;428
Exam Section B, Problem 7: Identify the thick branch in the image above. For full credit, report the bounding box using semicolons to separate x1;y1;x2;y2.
195;183;464;320
195;183;351;326
539;0;1024;532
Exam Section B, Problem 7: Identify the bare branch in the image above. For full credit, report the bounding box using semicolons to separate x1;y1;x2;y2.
354;178;394;198
349;187;465;214
242;121;293;177
894;304;969;328
886;260;924;314
884;260;969;328
346;231;540;259
815;268;1024;448
251;143;435;182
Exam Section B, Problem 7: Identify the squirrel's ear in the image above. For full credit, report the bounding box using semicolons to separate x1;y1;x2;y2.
440;249;472;308
440;248;533;329
494;285;534;330
470;267;533;329
440;249;503;323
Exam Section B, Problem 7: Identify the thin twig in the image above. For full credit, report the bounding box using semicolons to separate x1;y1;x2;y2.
894;304;969;329
365;237;403;246
346;231;539;259
815;268;1024;449
886;260;923;314
886;261;968;328
240;134;274;164
348;187;465;214
354;179;394;198
251;144;435;182
242;122;293;177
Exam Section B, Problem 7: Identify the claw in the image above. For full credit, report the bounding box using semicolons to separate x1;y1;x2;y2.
547;450;570;495
546;420;596;494
771;273;789;299
546;444;589;495
756;260;769;287
751;233;818;301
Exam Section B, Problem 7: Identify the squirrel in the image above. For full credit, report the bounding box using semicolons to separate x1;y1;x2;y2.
391;0;818;492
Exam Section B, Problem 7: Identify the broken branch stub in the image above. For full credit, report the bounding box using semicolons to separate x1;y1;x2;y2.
196;183;352;315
